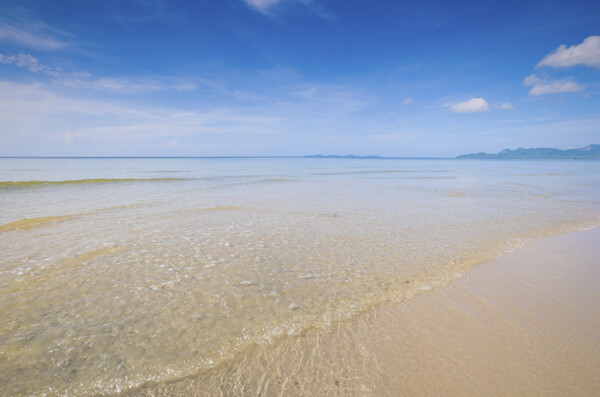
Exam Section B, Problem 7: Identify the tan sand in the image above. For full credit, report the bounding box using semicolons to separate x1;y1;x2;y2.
129;228;600;396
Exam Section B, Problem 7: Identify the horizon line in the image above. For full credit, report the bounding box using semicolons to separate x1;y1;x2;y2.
0;155;454;159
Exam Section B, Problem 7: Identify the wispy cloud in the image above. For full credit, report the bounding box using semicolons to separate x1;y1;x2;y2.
52;72;201;94
494;102;514;110
0;77;377;155
537;35;600;69
242;0;322;16
243;0;282;13
0;21;69;50
0;53;60;76
402;97;414;106
0;80;286;155
112;0;180;24
0;51;199;94
523;74;585;96
234;89;266;101
450;97;490;113
293;84;375;114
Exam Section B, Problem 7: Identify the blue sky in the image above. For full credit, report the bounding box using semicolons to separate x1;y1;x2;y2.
0;0;599;157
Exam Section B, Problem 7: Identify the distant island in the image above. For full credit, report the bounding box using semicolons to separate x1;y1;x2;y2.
303;154;382;159
457;144;600;159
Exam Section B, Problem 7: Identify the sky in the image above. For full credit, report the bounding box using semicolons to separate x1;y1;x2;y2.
0;0;599;157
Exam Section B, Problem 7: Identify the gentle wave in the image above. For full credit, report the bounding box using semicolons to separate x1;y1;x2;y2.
139;170;193;173
230;178;296;186
447;191;470;198
258;178;294;183
512;173;563;177
120;219;600;397
0;178;192;189
196;205;244;212
190;174;272;181
312;170;410;175
407;176;457;179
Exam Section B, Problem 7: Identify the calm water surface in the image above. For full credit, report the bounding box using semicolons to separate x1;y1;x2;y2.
1;158;599;395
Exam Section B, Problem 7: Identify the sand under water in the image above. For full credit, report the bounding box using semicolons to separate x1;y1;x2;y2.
1;158;599;395
131;228;600;396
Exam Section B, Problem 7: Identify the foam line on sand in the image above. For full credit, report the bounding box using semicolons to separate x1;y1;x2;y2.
129;228;600;396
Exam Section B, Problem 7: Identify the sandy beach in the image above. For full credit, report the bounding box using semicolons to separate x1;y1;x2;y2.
131;228;600;396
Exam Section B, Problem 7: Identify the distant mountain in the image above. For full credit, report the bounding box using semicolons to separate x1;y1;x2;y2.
457;144;600;159
303;154;382;158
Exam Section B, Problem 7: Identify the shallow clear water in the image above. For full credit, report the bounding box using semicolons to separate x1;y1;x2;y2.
1;158;599;395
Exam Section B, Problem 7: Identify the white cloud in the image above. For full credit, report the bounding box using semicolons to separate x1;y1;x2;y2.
0;80;286;155
529;81;584;96
176;82;198;92
537;35;600;69
242;0;319;15
0;53;60;75
155;139;180;150
450;97;490;113
0;55;199;96
495;102;514;110
402;97;414;106
0;55;200;94
243;0;281;13
234;89;265;100
523;74;542;86
57;74;199;94
0;76;376;155
293;84;375;114
523;74;585;96
0;22;69;50
83;77;162;93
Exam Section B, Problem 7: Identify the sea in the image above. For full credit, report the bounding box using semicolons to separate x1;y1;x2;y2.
1;157;599;395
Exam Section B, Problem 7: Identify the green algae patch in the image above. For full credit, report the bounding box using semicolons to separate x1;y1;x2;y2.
0;216;74;232
0;178;192;189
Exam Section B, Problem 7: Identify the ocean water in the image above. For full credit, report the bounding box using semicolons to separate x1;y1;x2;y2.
1;157;599;395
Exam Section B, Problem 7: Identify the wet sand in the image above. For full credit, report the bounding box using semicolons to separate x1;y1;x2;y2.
129;228;600;396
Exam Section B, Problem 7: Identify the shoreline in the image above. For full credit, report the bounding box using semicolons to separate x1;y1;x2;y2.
129;227;600;396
